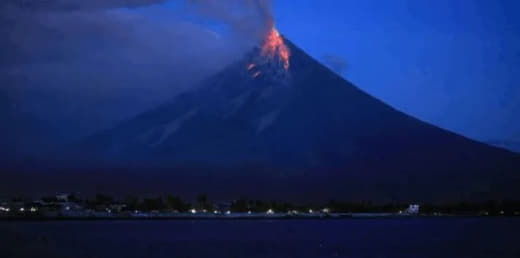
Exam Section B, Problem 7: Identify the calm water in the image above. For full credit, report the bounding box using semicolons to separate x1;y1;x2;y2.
1;218;519;258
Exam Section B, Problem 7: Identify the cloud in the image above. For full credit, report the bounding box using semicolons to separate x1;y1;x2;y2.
0;0;167;11
0;0;269;147
187;0;274;41
322;54;348;75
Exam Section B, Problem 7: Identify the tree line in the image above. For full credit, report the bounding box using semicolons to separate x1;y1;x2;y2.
12;194;520;215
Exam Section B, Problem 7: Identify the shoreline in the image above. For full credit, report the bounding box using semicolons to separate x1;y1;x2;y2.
2;214;517;221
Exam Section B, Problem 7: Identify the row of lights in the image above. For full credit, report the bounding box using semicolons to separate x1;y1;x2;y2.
187;209;517;216
187;208;330;215
20;207;38;212
185;209;515;215
190;209;234;214
0;207;38;213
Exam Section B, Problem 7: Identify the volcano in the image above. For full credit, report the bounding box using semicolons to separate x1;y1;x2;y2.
70;37;520;202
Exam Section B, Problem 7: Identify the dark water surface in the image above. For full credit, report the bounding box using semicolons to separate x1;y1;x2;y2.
1;218;519;258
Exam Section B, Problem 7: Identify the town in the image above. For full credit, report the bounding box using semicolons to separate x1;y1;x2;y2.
1;193;519;220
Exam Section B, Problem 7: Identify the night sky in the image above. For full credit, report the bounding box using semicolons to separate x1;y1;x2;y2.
1;0;519;149
273;0;520;144
125;0;520;144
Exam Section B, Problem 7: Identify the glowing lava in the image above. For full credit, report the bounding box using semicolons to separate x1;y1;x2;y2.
261;27;290;70
247;27;291;79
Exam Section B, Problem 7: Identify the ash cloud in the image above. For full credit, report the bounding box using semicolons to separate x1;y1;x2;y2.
0;0;168;10
187;0;274;42
0;0;273;153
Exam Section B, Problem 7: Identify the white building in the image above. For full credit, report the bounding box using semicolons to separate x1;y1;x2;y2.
406;204;420;214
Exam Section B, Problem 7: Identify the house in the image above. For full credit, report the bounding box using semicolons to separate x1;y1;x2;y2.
109;204;127;213
61;202;83;211
406;204;420;215
56;194;71;202
0;202;9;212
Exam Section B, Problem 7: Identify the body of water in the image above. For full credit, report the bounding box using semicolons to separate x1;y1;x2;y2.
1;218;519;258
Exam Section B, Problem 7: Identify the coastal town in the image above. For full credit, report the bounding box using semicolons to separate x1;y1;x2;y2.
1;193;519;220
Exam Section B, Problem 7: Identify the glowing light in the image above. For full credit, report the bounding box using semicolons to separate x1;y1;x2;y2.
247;63;256;70
266;209;274;214
30;207;37;212
261;27;290;70
308;209;313;214
190;209;197;214
226;210;231;215
19;208;25;212
253;71;261;78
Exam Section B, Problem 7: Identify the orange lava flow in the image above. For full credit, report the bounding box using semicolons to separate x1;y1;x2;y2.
261;27;290;70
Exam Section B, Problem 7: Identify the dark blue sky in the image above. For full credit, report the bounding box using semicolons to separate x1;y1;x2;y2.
271;0;520;143
136;0;520;143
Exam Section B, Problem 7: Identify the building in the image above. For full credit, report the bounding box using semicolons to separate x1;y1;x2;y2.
406;204;420;215
56;194;71;202
109;204;127;213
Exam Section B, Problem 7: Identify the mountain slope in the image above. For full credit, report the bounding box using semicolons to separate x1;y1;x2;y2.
487;140;520;154
74;39;520;202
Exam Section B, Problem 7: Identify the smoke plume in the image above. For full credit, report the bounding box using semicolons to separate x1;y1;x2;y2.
0;0;276;154
187;0;274;42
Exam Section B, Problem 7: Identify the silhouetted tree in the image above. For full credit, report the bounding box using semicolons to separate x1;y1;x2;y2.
140;197;165;211
166;195;190;212
95;194;113;205
231;199;249;212
42;196;58;203
196;193;211;210
68;193;80;202
124;196;139;211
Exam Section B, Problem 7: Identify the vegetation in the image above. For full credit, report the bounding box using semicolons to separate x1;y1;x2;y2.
2;193;520;216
